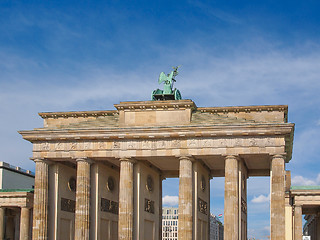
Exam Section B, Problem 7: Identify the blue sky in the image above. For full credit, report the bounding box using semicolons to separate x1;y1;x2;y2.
1;0;320;238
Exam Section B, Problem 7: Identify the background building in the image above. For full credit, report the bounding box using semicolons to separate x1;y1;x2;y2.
162;207;179;240
0;162;34;189
210;214;224;240
162;208;224;240
0;161;35;240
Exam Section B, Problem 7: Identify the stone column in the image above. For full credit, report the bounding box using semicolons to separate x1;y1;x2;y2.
0;207;4;240
159;176;164;240
294;205;302;240
20;207;30;240
270;154;285;240
118;158;135;240
178;156;193;240
316;214;320;240
32;159;50;240
238;159;248;240
224;155;239;240
14;211;20;240
75;158;92;240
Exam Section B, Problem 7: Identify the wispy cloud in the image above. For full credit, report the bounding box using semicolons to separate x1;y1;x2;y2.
251;194;270;204
292;174;320;186
162;195;179;206
189;1;242;24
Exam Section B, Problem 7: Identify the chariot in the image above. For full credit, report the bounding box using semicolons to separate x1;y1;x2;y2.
151;66;182;101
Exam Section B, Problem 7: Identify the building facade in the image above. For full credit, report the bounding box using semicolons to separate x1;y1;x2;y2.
286;183;320;240
162;209;224;240
0;162;35;240
19;100;294;240
209;214;223;240
303;214;320;238
162;207;178;240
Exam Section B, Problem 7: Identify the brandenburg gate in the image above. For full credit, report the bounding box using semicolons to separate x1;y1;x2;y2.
18;65;294;240
20;99;294;240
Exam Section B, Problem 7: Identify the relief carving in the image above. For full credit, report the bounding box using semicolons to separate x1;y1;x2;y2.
106;176;115;192
127;141;136;149
198;198;208;215
171;140;180;148
56;143;63;150
200;175;206;192
249;139;257;146
144;198;155;214
241;198;247;214
84;142;90;150
219;139;227;147
141;140;151;149
98;142;105;149
70;142;77;150
113;142;120;149
157;140;166;148
202;139;212;147
68;177;76;192
101;198;118;215
187;139;198;147
265;138;275;146
36;136;279;153
234;138;242;146
41;142;50;151
146;175;154;192
61;198;76;213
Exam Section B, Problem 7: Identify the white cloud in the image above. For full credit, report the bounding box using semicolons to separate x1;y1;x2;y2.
162;195;179;206
292;175;316;186
291;173;320;186
251;194;270;203
263;225;270;232
316;174;320;184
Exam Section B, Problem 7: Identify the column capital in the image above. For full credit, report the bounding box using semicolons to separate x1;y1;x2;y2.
20;206;32;210
224;155;240;160
32;158;53;165
271;153;286;160
119;157;136;164
75;157;93;164
177;155;195;162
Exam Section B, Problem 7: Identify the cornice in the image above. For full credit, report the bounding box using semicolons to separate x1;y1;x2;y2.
114;99;196;111
19;123;294;142
198;105;288;113
37;104;288;119
39;110;118;119
291;189;320;196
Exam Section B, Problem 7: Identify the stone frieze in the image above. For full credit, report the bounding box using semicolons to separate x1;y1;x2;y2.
34;137;283;152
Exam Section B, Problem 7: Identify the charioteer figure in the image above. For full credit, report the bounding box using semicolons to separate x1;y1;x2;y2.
151;66;182;100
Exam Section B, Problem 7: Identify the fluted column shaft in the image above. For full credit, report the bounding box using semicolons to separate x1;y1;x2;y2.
32;159;49;240
159;176;164;240
224;155;239;240
0;207;4;240
270;155;285;240
20;207;30;240
178;156;193;240
118;158;135;240
75;158;92;240
294;205;302;240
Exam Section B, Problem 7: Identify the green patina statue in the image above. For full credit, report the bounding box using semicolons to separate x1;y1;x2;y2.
151;66;182;100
